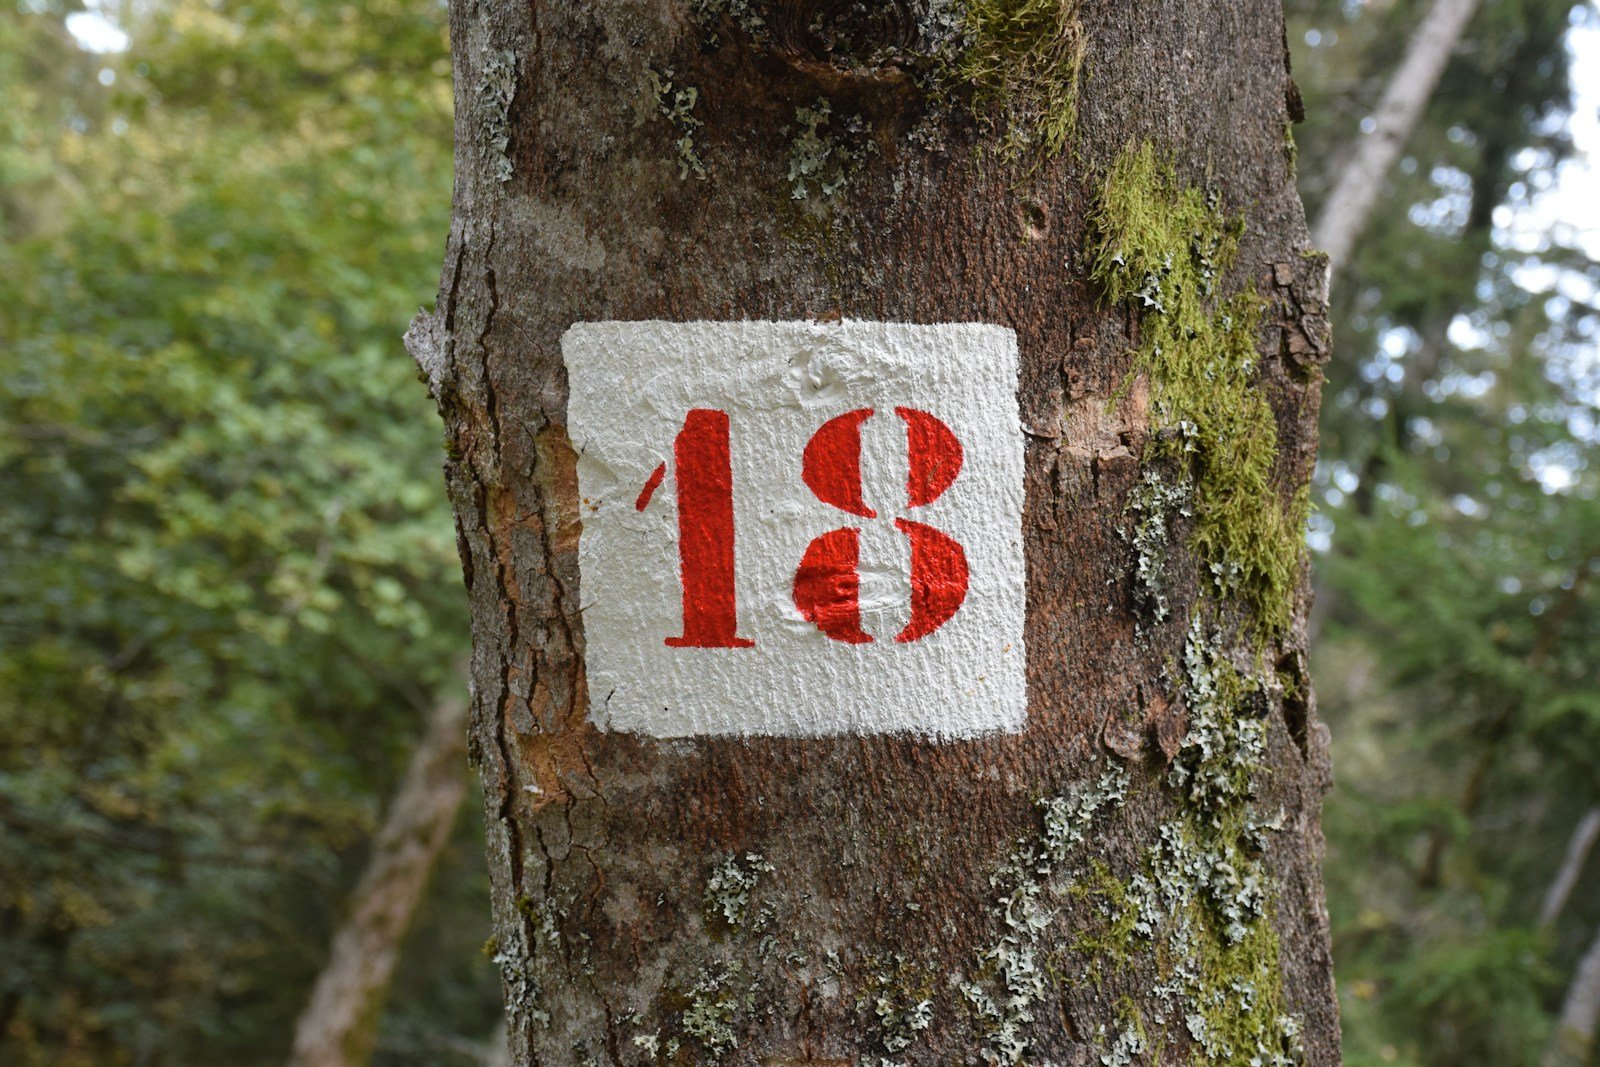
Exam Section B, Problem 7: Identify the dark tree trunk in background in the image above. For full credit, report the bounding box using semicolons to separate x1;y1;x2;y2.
409;0;1339;1062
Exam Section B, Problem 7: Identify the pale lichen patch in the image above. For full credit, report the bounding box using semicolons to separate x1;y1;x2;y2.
476;49;518;184
856;954;937;1062
1125;470;1193;629
646;68;707;180
787;98;877;199
681;961;753;1059
704;852;775;928
489;923;551;1030
962;767;1131;1063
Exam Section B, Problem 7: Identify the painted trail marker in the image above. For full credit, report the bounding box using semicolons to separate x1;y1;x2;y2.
563;320;1025;738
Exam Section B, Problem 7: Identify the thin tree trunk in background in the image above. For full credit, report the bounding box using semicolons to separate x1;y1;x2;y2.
288;685;470;1067
1544;920;1600;1067
412;1;1340;1061
1539;808;1600;1067
1542;808;1600;929
1312;0;1481;271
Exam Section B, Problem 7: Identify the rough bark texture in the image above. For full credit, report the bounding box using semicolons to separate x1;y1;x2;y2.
1310;0;1481;272
412;1;1339;1062
288;688;470;1067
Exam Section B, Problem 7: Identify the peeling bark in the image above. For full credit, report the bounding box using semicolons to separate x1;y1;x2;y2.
419;1;1339;1062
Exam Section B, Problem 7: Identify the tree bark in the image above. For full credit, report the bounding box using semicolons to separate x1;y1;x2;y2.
288;685;470;1067
1311;0;1481;272
412;1;1339;1062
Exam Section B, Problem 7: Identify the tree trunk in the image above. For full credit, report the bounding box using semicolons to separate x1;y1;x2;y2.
1541;808;1600;930
1544;920;1600;1067
410;1;1339;1062
288;684;470;1067
1540;808;1600;1067
1310;0;1481;272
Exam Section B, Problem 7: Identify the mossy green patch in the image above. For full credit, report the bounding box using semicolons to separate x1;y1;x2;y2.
1187;896;1295;1063
1044;623;1303;1064
946;0;1085;162
1067;859;1141;983
1090;142;1306;639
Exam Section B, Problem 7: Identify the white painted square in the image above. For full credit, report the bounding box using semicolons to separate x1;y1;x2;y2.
563;320;1025;739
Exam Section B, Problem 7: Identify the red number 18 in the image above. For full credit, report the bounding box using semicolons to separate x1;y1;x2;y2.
634;408;969;647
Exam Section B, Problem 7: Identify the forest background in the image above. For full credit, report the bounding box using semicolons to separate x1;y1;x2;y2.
2;0;1598;1064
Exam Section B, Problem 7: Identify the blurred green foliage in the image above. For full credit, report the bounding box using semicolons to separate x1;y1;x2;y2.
0;1;498;1062
4;0;1599;1064
1290;0;1600;1063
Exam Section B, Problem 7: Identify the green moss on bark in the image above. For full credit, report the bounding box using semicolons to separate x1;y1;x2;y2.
1067;859;1141;982
963;629;1299;1062
945;0;1085;161
1090;143;1307;640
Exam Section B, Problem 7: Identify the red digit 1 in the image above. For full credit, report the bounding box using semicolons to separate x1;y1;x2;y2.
636;409;754;649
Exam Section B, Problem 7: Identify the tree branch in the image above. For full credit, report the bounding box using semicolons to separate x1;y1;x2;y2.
287;673;471;1067
1312;0;1482;272
1543;919;1600;1067
1541;808;1600;930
